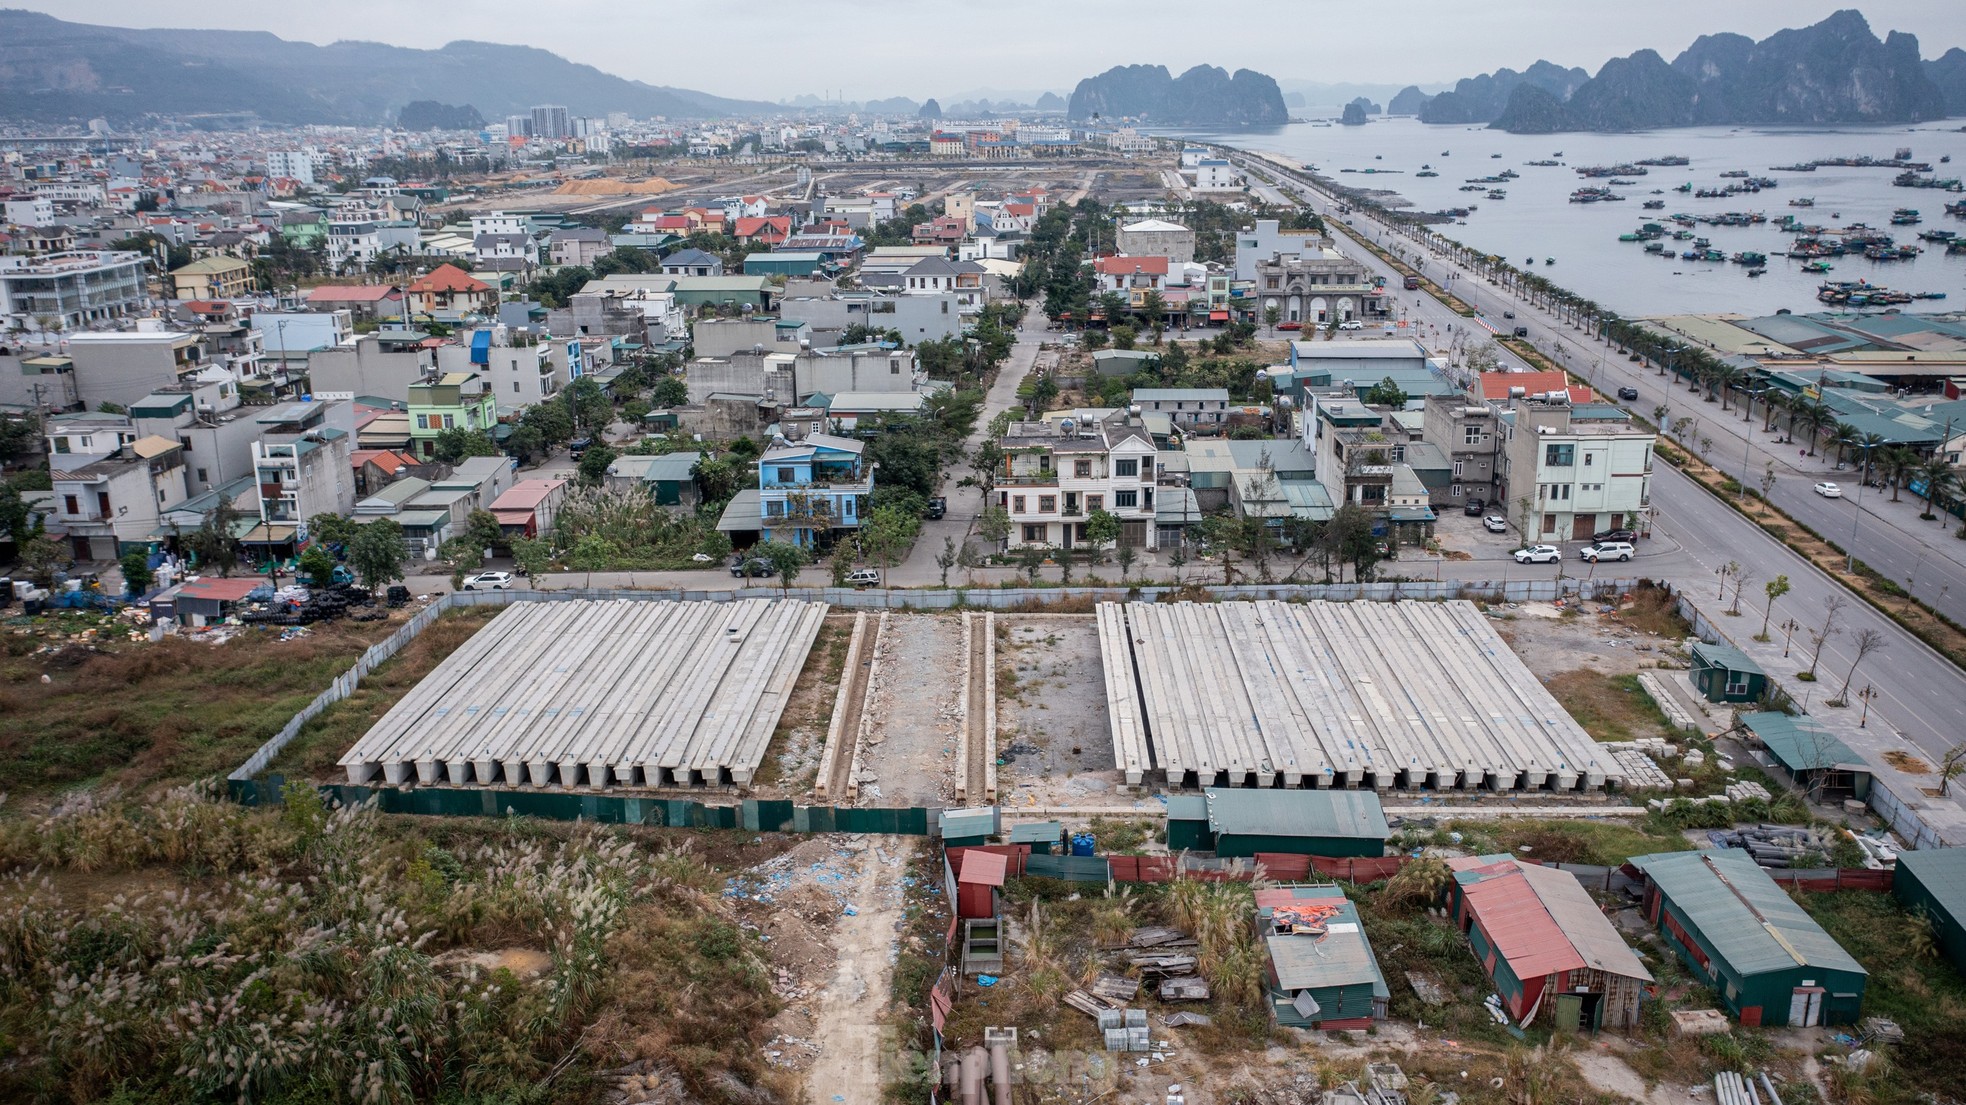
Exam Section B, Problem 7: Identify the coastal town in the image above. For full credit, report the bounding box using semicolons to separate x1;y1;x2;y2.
3;5;1966;1105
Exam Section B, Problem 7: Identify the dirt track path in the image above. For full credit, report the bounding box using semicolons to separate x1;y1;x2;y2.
801;837;910;1104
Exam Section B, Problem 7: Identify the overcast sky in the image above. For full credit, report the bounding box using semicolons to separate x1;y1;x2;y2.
23;0;1966;101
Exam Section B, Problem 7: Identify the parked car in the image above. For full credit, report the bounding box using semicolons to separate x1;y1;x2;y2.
1580;541;1635;563
729;556;777;578
1463;497;1487;516
926;497;947;520
1814;481;1843;498
1616;386;1640;401
1338;319;1364;330
1512;544;1561;564
1483;514;1509;534
460;571;515;591
568;436;593;459
1592;527;1637;543
845;568;883;588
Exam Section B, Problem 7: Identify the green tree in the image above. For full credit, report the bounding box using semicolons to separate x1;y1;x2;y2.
859;505;920;568
0;478;40;547
1262;305;1281;336
650;376;688;409
307;512;357;549
577;444;619;485
977;504;1011;548
436;536;483;588
1082;508;1122;557
935;536;957;587
1363;376;1409;407
184;498;241;576
118;549;154;595
297;546;338;586
759;540;807;593
510;535;553;578
18;534;70;588
1110;324;1137;351
1115;543;1137;582
1760;574;1790;642
432;427;496;463
1018;543;1045;584
692;454;745;508
348;517;407;591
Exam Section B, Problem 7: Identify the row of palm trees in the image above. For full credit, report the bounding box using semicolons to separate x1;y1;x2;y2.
1377;219;1965;525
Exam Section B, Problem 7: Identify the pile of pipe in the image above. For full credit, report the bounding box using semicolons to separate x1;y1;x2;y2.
942;1038;1012;1105
1714;1071;1785;1105
1707;825;1833;869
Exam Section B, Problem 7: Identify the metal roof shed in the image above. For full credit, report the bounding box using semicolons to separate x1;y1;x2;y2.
1894;847;1966;974
1257;885;1389;1029
1689;641;1767;704
939;807;998;847
1629;849;1867;1026
1007;821;1063;854
1448;855;1652;1030
1165;794;1213;852
1740;712;1871;803
1205;788;1389;859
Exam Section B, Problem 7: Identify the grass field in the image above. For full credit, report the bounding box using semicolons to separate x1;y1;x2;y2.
1802;890;1966;1104
1545;670;1675;744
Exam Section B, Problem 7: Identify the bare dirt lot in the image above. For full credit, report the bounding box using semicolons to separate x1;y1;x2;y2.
995;615;1125;809
857;614;965;806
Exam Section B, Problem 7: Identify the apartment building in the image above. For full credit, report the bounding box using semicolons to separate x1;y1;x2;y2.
1421;395;1501;507
250;400;356;529
757;433;872;547
996;413;1159;550
405;371;499;460
46;421;189;561
1501;397;1656;542
0;250;151;332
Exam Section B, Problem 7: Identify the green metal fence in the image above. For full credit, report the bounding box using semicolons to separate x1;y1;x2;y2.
230;776;932;835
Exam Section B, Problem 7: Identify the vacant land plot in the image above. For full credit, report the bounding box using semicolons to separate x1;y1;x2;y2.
1545;670;1675;744
855;614;964;806
996;616;1120;807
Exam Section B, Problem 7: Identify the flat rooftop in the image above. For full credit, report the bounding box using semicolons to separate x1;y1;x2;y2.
340;599;827;789
1097;600;1619;791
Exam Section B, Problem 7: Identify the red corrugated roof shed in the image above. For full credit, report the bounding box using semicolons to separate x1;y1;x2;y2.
177;576;264;603
959;849;1007;887
1455;860;1586;979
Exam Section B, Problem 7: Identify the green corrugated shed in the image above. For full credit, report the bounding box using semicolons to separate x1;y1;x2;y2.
1008;821;1063;854
1630;850;1867;1026
1205;788;1388;859
1690;640;1767;704
1261;885;1389;1027
1740;712;1871;802
1894;847;1966;974
1166;795;1214;852
939;807;998;847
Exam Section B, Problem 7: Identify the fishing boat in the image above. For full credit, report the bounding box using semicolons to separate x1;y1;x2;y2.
1643;199;1666;209
1487;190;1508;199
1544;257;1555;265
1731;251;1768;266
1675;183;1693;193
1416;171;1439;178
1891;208;1922;225
1747;268;1767;277
1789;197;1815;207
1803;260;1833;273
1720;170;1750;179
1944;200;1966;217
1917;229;1958;244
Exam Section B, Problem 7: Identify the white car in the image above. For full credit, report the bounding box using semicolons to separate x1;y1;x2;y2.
1483;515;1509;534
1512;545;1562;564
460;570;515;590
1580;541;1635;563
1338;319;1364;331
1814;481;1842;498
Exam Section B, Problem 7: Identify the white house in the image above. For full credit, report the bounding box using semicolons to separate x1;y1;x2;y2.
995;413;1159;550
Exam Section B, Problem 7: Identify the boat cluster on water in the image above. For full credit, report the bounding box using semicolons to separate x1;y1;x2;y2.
1816;280;1946;306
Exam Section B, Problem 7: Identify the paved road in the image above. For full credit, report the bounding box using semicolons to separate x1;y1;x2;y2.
1239;151;1966;629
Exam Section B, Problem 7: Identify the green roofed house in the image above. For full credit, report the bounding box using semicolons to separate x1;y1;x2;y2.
1738;712;1871;804
1894;848;1966;974
1257;885;1389;1029
1689;640;1767;704
1172;788;1389;859
1628;849;1866;1026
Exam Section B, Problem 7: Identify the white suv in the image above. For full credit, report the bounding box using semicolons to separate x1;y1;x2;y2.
1581;541;1635;563
1512;545;1561;564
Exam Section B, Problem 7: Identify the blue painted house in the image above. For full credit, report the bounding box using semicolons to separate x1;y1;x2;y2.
758;432;872;547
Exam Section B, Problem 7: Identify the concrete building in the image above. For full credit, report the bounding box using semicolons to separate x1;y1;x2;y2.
405;371;499;460
0;250;151;332
548;228;609;268
130;378;260;494
1116;218;1195;264
48;433;189;559
1422;394;1501;507
691;317;808;359
779;290;963;346
1501;398;1655;543
1187;158;1243;192
435;329;566;413
63;330;208;412
684;347;919;406
754;433;871;547
530;105;571;140
251;400;356;531
0;349;81;412
1254;250;1388;326
1627;850;1866;1027
1132;387;1230;430
303;285;405;322
1448;855;1652;1031
659;248;723;277
995;413;1159;550
304;330;434;403
168;256;253;301
1234;219;1329;283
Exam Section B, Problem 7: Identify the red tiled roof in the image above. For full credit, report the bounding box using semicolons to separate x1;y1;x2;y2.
734;216;791;239
1477;371;1569;400
407;264;489;294
352;449;417;471
1093;255;1169;276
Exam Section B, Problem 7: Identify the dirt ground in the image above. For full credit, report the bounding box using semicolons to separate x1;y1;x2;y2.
1491;600;1686;677
856;615;965;806
995;616;1126;810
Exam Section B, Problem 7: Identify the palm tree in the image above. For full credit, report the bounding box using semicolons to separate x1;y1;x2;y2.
1879;446;1918;502
1797;402;1835;456
1761;389;1788;435
1830;423;1861;468
1914;457;1959;519
1858;433;1887;485
1712;364;1741;410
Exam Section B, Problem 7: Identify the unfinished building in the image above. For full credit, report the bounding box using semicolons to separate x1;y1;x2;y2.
340;598;827;789
1097;600;1620;791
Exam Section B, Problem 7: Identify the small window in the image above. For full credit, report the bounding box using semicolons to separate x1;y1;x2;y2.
1075;459;1092;478
1463;424;1483;446
1115;489;1138;508
1545;443;1576;467
1115;458;1139;477
777;467;796;483
64;495;79;515
1584;453;1595;466
1012;495;1026;512
196;468;208;483
1038;495;1056;513
1087;494;1103;512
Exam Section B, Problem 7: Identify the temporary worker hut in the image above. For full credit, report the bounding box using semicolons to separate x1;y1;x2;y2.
1894;847;1966;974
1627;850;1866;1026
939;807;998;848
1739;712;1871;804
1688;640;1767;704
1007;821;1064;855
1257;885;1389;1029
1172;788;1389;858
1447;855;1652;1030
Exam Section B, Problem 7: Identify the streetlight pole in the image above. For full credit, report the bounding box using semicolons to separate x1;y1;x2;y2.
1737;385;1766;503
1847;441;1878;574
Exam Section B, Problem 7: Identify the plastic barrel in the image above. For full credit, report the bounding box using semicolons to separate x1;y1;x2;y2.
1070;832;1096;857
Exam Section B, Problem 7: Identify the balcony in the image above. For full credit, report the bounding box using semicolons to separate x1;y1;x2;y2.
998;473;1059;487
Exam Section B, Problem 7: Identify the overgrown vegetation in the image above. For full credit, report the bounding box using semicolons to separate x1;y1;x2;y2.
0;790;784;1104
1803;891;1966;1105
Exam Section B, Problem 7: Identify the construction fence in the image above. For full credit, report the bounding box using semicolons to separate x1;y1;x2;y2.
229;775;933;835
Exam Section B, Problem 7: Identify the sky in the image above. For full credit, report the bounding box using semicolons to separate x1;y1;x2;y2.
21;0;1966;102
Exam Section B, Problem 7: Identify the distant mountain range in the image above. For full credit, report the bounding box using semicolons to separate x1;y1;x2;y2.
1067;64;1287;127
1408;10;1958;133
0;8;777;125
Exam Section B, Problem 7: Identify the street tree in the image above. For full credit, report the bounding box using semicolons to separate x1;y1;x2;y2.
119;549;154;596
1834;628;1886;705
651;375;689;407
348;517;407;592
1805;594;1848;680
432;428;496;463
935;536;957;588
759;540;807;593
1759;575;1790;642
1018;544;1045;584
1116;543;1137;583
976;505;1011;549
1083;508;1122;560
18;534;69;588
956;541;981;586
1940;743;1966;798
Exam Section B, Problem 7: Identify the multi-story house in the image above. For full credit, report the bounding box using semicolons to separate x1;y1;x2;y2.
63;330;211;412
1092;255;1168;303
1233;219;1329;283
757;433;872;548
995;413;1159;550
0;250;151;333
899;257;987;313
168;255;253;301
405;370;499;460
1501;397;1657;542
47;422;189;560
1132;387;1231;430
131;378;260;495
406;263;496;320
1252;250;1388;326
548;228;609;268
325;218;383;271
250;400;356;531
1422;394;1501;508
